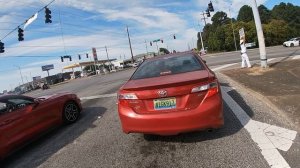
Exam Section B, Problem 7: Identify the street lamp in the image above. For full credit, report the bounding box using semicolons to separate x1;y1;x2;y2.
14;65;24;85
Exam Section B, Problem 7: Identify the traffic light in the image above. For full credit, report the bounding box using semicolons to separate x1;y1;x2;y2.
86;53;88;58
161;39;163;43
208;1;214;12
18;28;24;41
206;8;211;17
0;41;4;53
150;42;152;46
45;7;52;23
78;54;81;60
69;56;72;61
173;34;176;39
61;56;64;62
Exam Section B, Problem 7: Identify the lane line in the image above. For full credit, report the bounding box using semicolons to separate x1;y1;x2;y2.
222;86;297;168
292;55;300;60
80;93;117;100
211;63;238;71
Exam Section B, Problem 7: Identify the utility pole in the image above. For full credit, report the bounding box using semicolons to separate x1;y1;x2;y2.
105;46;112;71
251;0;267;68
197;22;204;51
200;13;208;26
126;25;134;63
144;40;149;55
155;42;159;54
229;9;238;51
15;65;24;85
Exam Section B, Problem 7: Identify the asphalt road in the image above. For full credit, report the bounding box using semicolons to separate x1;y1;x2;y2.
1;46;300;168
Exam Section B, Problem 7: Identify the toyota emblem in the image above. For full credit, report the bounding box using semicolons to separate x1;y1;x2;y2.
157;90;168;97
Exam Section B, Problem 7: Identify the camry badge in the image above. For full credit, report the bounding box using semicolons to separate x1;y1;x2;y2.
157;90;168;97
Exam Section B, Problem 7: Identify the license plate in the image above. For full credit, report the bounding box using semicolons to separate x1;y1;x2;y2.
153;98;176;110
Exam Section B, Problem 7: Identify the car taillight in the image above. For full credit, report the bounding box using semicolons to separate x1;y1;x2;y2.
191;82;219;98
118;93;138;100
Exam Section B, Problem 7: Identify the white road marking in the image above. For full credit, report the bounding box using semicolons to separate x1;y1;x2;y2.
222;86;297;168
211;63;238;71
80;93;117;100
292;55;300;60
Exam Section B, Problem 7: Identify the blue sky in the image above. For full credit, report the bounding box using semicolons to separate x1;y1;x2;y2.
0;0;299;92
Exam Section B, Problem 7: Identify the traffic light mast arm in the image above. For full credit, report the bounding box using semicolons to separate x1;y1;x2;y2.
0;0;55;41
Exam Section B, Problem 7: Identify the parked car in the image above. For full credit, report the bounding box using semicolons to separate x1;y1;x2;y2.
283;37;300;47
118;51;223;136
0;93;82;160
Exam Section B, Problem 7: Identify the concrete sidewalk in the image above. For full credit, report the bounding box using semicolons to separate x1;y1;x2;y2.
221;59;300;130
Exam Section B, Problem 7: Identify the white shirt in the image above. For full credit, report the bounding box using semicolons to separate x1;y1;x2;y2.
241;44;247;54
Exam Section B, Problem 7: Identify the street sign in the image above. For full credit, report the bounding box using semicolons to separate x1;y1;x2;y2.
153;39;160;42
41;64;54;71
239;28;245;38
33;76;41;81
92;47;98;61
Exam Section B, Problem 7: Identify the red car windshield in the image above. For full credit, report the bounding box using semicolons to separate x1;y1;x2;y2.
131;54;204;80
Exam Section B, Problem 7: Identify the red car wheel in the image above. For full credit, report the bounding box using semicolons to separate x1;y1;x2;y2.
63;101;80;124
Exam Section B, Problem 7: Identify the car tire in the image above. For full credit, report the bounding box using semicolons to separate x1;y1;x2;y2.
290;43;294;47
62;101;80;124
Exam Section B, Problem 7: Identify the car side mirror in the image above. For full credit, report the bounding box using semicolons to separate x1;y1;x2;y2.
203;60;207;64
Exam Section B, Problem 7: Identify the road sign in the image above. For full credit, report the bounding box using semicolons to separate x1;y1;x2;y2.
153;39;160;42
33;76;41;81
92;48;98;61
41;64;54;71
239;28;245;38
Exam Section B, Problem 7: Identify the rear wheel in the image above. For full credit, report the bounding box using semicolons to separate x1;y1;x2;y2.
291;43;294;47
63;101;80;124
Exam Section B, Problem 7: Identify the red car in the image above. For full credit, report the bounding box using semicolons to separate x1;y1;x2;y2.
118;52;223;135
0;93;82;160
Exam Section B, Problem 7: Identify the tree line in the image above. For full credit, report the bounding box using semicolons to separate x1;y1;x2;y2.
197;2;300;52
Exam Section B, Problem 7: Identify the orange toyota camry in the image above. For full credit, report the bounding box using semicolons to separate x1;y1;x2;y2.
118;51;223;135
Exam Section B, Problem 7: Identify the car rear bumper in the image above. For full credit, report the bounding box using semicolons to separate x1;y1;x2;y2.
118;94;224;135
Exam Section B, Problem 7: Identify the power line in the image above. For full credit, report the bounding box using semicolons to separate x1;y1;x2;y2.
57;6;67;55
0;0;56;41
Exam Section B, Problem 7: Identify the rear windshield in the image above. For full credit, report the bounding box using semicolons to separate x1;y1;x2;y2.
131;54;204;80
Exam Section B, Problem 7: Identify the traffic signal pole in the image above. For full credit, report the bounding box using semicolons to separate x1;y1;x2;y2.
251;0;268;68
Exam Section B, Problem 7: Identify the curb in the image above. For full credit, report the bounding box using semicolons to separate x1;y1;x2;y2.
217;72;297;131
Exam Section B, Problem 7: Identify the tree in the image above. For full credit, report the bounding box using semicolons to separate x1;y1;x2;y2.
159;48;170;54
211;11;230;26
237;5;253;22
258;5;271;24
264;19;289;46
271;3;300;36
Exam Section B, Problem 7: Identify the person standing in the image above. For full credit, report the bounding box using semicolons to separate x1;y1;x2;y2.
240;38;251;68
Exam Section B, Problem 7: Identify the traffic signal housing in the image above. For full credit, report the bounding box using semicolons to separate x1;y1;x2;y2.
161;39;163;43
208;1;214;12
173;35;176;39
45;7;52;23
0;41;4;53
61;56;64;62
78;54;81;60
86;53;89;58
18;28;24;41
150;42;152;46
206;8;211;17
69;56;72;61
